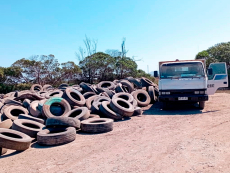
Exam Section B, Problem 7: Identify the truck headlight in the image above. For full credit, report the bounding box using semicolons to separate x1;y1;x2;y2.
162;92;166;95
165;92;170;95
200;91;205;94
194;91;199;94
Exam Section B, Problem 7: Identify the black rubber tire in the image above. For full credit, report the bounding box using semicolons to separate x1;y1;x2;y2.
99;101;123;120
0;104;12;115
30;84;43;93
59;87;67;92
132;107;142;116
104;89;114;99
37;101;45;112
62;88;86;106
81;118;113;133
72;84;79;87
37;127;76;146
45;90;63;99
148;86;156;103
132;90;151;107
112;93;134;103
58;83;69;89
97;81;116;91
42;97;71;118
140;77;156;87
154;87;159;96
100;92;110;98
199;101;205;110
64;107;90;121
83;92;96;99
13;92;19;97
37;91;47;98
110;98;134;117
23;99;31;108
94;96;111;103
18;114;45;124
2;105;29;121
0;128;32;150
4;98;22;106
127;77;142;89
0;119;13;129
86;95;99;109
80;82;95;93
95;87;105;93
91;96;111;114
113;80;120;85
115;83;125;93
120;80;134;93
17;90;32;97
43;84;53;91
12;119;45;138
91;102;102;114
91;85;100;94
29;100;46;117
46;117;81;129
14;93;44;102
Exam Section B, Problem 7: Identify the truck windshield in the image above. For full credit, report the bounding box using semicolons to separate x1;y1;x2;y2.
160;62;205;79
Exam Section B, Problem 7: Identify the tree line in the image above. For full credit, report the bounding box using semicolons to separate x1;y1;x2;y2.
195;41;230;84
0;37;154;93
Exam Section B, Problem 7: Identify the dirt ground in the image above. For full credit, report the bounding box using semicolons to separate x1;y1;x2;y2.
1;93;230;173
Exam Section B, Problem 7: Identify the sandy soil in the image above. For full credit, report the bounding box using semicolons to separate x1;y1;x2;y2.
1;93;230;173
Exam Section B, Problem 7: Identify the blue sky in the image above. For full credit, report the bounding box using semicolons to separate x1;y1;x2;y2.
0;0;230;72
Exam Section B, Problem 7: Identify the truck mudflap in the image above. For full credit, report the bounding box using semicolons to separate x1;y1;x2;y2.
158;95;208;102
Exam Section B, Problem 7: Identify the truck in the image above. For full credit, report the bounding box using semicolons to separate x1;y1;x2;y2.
157;59;228;109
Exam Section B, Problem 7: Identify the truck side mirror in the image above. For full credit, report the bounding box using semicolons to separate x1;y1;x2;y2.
154;71;158;77
208;68;213;75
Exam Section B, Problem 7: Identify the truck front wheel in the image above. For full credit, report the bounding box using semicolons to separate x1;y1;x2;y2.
198;101;205;110
162;102;169;110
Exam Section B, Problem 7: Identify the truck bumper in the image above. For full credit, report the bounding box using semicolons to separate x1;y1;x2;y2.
158;95;209;102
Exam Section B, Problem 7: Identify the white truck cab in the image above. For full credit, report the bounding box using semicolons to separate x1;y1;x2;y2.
158;60;228;109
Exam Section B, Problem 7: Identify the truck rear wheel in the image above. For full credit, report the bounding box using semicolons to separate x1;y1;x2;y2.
199;101;205;110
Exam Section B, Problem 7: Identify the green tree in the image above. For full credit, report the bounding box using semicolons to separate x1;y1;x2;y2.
61;61;82;83
195;42;230;68
195;42;230;86
115;56;138;79
0;66;22;84
79;52;115;83
11;55;81;86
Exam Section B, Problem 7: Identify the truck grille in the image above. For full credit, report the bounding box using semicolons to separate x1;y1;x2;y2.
170;91;194;95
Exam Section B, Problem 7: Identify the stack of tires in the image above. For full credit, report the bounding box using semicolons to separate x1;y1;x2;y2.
0;77;158;155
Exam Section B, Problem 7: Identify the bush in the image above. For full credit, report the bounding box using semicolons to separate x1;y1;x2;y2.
0;83;32;94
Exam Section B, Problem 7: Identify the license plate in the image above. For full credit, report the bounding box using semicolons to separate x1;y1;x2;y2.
178;97;188;100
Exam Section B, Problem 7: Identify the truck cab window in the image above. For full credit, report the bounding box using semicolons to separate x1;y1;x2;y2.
160;62;205;79
208;63;226;80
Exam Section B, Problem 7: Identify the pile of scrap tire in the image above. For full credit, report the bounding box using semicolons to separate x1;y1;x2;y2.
0;77;158;155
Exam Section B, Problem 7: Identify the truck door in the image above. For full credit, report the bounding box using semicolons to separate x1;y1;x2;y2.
207;62;228;95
